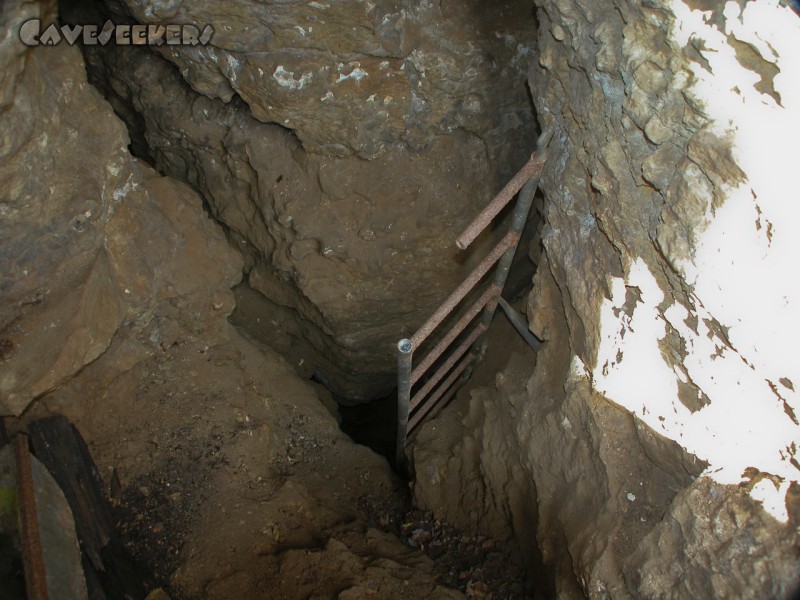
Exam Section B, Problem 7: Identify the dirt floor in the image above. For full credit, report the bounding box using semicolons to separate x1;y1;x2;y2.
15;308;532;599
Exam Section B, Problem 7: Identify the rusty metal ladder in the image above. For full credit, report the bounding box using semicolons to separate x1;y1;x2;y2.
395;128;553;467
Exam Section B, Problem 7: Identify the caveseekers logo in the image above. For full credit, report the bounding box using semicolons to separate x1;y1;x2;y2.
19;19;214;47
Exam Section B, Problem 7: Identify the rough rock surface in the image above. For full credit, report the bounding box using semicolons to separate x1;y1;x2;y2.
61;0;540;401
0;1;468;597
98;0;537;161
412;0;800;598
0;0;240;415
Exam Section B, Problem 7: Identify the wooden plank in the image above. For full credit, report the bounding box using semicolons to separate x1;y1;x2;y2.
28;416;146;600
14;435;49;600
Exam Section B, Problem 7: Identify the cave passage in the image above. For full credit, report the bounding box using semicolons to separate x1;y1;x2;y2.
4;0;548;596
11;0;798;597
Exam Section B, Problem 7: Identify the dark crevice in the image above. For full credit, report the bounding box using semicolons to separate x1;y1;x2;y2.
333;208;542;469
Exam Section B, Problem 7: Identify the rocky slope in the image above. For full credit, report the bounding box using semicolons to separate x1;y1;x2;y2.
412;0;800;598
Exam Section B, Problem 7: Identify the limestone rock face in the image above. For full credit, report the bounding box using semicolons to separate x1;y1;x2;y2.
62;0;540;400
413;0;800;597
0;0;242;415
106;0;536;161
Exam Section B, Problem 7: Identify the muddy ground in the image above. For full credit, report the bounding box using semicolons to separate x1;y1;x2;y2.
16;314;532;599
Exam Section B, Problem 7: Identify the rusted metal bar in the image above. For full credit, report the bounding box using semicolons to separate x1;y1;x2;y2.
472;174;540;359
419;375;467;431
497;296;543;351
456;127;554;250
411;231;517;349
410;323;487;411
411;285;499;385
395;338;414;468
398;135;553;449
408;353;476;432
15;434;50;600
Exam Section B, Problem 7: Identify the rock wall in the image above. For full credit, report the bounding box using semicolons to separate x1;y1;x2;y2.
0;2;469;597
412;0;800;598
105;0;536;162
0;0;242;415
61;0;540;401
